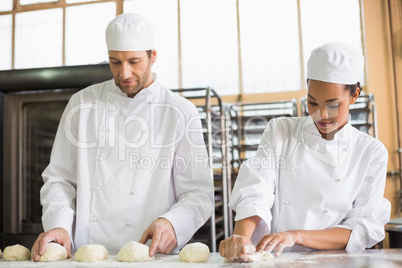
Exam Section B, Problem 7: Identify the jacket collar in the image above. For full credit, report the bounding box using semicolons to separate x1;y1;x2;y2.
302;114;352;143
300;115;352;167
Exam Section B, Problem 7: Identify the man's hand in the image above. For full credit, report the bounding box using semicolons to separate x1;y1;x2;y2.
256;231;297;257
219;234;256;262
31;228;72;261
139;218;177;257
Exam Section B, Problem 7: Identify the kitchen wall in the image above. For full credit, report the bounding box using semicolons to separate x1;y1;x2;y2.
365;0;402;248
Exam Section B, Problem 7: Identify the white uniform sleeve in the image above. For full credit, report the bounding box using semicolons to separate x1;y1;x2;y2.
40;98;77;241
160;109;214;251
335;143;391;251
229;120;278;234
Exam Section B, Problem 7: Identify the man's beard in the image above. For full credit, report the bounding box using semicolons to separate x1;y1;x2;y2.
115;63;152;97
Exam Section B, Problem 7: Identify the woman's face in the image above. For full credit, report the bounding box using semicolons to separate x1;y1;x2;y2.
307;79;359;139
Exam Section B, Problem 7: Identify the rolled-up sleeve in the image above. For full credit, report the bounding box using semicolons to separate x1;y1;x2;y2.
229;120;278;234
335;144;391;251
160;107;214;251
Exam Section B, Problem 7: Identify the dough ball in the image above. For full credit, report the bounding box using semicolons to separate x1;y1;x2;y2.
74;244;108;262
0;248;2;259
117;241;154;262
179;242;210;263
39;243;68;262
3;244;31;261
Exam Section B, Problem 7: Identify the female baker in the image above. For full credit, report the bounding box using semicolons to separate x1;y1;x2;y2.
220;42;390;261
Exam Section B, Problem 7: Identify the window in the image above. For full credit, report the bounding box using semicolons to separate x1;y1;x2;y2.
65;2;116;65
0;0;12;12
239;0;301;94
0;15;12;70
124;0;179;89
180;0;239;95
20;0;57;5
66;0;100;3
15;9;63;69
301;0;364;85
0;0;364;96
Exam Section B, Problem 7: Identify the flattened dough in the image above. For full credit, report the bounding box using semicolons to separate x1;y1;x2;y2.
39;243;68;262
118;241;154;262
74;244;108;262
225;251;273;263
3;244;31;261
179;242;210;263
246;251;274;262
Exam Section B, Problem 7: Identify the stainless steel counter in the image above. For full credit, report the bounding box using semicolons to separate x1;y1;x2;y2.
0;250;401;267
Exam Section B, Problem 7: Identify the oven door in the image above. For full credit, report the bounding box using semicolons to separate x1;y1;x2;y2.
2;89;77;248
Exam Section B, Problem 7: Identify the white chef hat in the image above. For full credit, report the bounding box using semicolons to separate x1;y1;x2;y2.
307;42;364;84
105;13;155;51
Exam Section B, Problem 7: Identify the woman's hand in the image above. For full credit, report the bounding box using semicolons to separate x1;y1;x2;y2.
219;215;261;262
256;231;298;257
257;228;351;256
219;234;256;262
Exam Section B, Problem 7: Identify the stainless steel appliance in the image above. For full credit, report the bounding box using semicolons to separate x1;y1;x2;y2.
1;64;112;249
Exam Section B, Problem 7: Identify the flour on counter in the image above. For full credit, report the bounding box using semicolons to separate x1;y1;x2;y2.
225;251;274;263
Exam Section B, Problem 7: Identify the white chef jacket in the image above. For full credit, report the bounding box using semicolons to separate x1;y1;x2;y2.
41;73;214;254
229;116;390;252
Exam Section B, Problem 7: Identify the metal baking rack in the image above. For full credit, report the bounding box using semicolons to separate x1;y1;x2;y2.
171;87;230;252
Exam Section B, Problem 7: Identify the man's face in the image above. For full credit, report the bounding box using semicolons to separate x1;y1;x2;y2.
108;50;157;98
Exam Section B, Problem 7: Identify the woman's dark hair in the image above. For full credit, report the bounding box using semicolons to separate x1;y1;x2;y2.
146;50;152;58
306;79;361;96
345;82;361;96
